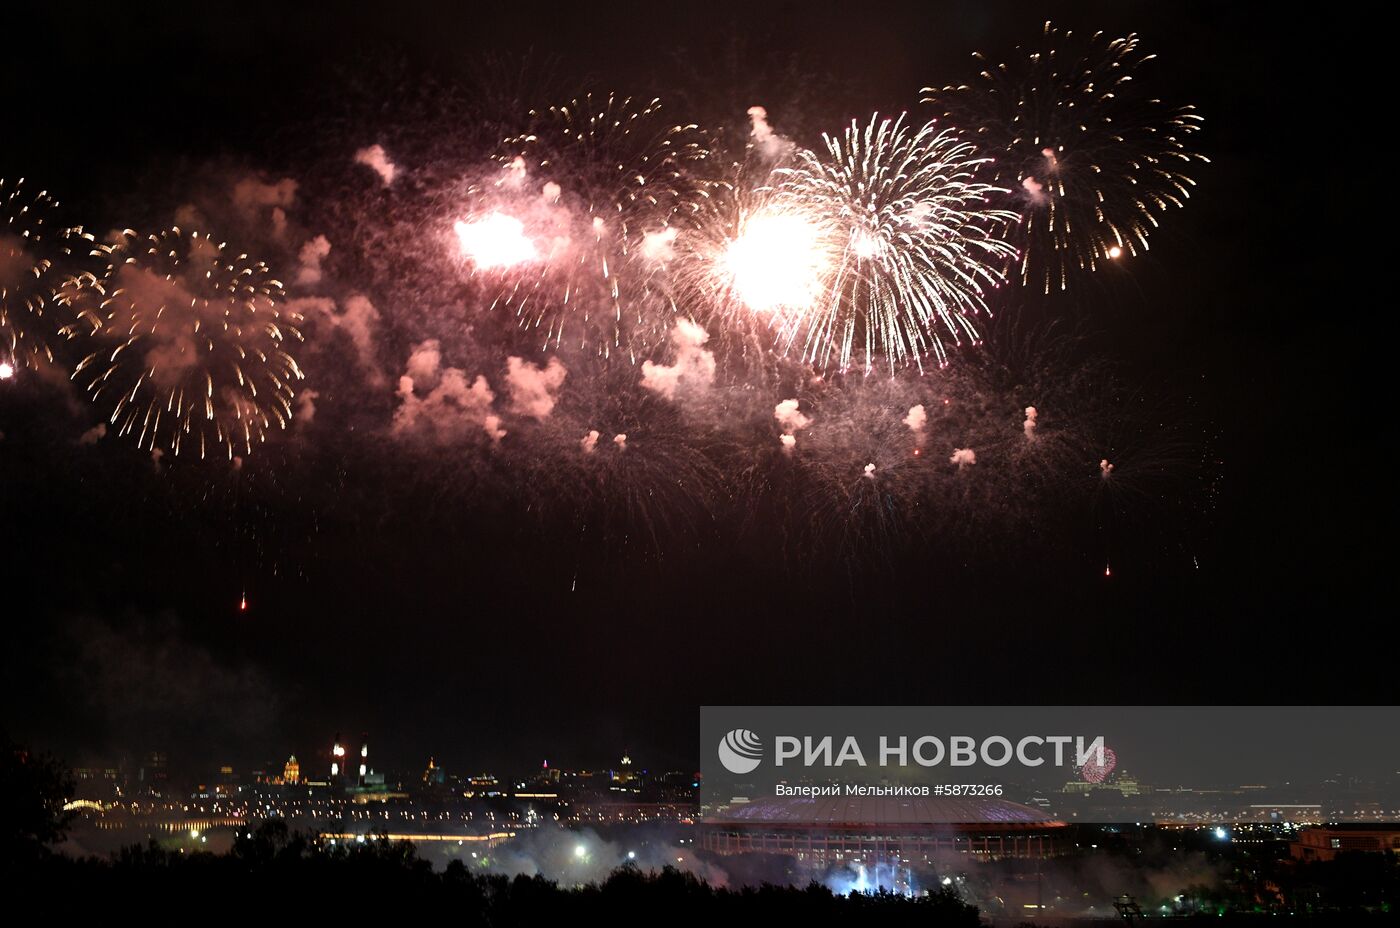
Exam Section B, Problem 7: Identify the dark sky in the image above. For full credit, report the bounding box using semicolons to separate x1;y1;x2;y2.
2;2;1385;780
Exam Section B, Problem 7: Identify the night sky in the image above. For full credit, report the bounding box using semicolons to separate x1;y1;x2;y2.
2;2;1383;779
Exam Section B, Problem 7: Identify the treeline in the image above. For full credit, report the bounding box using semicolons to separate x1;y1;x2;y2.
21;821;982;924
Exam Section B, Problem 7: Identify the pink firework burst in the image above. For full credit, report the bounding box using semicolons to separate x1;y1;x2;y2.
1080;746;1118;783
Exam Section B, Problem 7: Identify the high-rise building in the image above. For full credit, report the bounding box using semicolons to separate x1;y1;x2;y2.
139;751;169;795
283;755;301;785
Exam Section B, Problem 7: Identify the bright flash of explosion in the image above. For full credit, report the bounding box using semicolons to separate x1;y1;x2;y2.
723;211;832;312
453;212;538;269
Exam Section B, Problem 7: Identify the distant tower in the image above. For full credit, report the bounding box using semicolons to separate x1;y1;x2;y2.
283;755;300;785
331;733;346;782
357;733;369;786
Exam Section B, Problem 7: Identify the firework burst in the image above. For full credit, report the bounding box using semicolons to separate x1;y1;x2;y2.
665;160;833;383
1;178;92;370
776;114;1018;372
63;228;303;459
454;94;713;360
924;22;1207;293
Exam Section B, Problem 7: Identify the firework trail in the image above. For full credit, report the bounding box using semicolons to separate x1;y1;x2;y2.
924;22;1207;293
1;178;92;371
454;94;713;361
63;228;304;459
776;114;1018;372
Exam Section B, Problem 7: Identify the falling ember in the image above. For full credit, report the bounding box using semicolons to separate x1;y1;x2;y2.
1107;245;1123;259
239;593;249;612
724;213;829;311
1104;563;1112;578
454;214;537;269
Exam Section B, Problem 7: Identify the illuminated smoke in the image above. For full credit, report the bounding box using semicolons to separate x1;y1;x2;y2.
353;144;398;186
292;294;383;383
1100;458;1115;477
950;447;977;468
295;388;319;425
775;398;811;452
864;463;876;479
391;339;504;444
502;156;528;190
231;176;297;238
1023;405;1038;438
613;433;627;451
640;318;715;401
1021;175;1047;204
747;105;793;161
641;227;678;263
505;356;567;419
78;423;106;445
901;405;924;436
296;235;332;286
580;430;600;454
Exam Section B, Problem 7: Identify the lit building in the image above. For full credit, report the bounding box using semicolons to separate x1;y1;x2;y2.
138;751;169;795
283;755;300;785
613;751;639;786
701;796;1064;866
1291;825;1400;861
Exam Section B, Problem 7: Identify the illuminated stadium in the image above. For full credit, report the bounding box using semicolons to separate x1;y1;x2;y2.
700;795;1065;865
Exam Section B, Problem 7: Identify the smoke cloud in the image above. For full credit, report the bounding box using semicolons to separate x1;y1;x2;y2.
231;176;297;238
392;339;505;443
641;227;679;263
640;319;716;401
295;235;332;286
291;294;384;385
775;399;811;453
747;105;794;161
505;356;568;419
353;144;398;186
950;447;977;468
